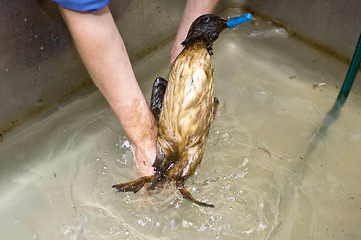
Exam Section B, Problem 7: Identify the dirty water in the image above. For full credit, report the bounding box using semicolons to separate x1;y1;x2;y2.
1;8;361;240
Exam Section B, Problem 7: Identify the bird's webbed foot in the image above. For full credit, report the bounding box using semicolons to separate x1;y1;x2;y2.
112;176;154;193
176;181;214;208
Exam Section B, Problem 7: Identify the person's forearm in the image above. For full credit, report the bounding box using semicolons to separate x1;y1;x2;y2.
59;6;156;175
170;0;219;65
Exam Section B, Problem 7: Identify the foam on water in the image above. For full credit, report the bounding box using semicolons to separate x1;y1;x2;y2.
1;8;361;240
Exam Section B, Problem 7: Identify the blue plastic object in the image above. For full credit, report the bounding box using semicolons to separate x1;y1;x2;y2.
227;13;253;29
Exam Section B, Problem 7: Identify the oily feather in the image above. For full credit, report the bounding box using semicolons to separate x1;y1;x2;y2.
154;41;215;182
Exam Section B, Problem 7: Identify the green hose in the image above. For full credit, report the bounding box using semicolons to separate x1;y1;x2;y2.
337;33;361;102
327;33;361;118
302;33;361;162
286;34;361;196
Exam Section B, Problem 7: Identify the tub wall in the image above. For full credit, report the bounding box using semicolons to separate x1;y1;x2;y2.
247;0;361;62
1;0;360;137
0;0;187;135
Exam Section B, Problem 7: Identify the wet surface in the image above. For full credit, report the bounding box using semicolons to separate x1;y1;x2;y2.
1;8;361;240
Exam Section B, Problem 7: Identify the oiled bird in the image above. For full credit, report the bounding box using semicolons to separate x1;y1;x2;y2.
113;14;233;208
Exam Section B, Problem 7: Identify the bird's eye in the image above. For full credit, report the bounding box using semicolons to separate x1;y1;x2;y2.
203;17;210;23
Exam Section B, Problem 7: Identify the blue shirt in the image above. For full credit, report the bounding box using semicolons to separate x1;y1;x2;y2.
52;0;112;12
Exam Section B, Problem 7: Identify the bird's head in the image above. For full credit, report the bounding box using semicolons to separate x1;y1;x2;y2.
181;14;228;54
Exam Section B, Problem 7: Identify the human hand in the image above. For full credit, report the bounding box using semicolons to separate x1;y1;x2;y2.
133;151;155;176
131;128;157;176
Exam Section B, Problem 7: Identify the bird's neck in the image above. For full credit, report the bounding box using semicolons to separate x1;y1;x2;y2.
184;40;213;56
